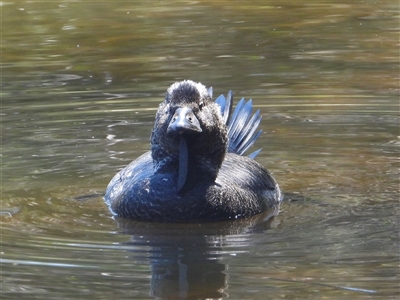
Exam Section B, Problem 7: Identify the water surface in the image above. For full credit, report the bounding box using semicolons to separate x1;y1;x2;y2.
1;1;399;299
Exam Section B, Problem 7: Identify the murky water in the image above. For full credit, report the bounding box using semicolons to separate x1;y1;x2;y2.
2;1;399;299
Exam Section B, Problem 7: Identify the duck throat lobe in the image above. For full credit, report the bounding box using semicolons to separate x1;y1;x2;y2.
177;136;198;193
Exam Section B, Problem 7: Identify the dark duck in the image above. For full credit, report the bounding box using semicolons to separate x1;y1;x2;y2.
105;80;282;222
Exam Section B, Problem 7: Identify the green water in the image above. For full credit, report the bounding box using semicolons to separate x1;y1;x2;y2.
1;1;399;299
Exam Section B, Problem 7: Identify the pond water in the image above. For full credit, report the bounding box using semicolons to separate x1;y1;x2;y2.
1;1;399;299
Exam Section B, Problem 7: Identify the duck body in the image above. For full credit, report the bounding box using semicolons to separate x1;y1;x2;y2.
105;80;282;222
106;151;280;222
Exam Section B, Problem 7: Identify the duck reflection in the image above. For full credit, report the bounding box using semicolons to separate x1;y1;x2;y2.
115;210;276;299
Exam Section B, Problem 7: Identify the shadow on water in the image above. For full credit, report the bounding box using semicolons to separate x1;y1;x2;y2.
114;211;276;299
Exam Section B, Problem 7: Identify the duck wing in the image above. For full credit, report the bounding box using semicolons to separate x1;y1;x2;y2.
215;91;262;158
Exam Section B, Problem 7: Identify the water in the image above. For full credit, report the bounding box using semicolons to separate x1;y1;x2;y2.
1;1;399;299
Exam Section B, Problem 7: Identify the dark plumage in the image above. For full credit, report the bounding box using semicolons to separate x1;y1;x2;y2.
105;80;282;222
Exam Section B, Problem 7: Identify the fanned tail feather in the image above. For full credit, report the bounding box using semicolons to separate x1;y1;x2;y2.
214;90;263;158
215;91;232;125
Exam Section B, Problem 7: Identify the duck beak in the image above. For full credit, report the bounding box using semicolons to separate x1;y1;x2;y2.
167;107;202;134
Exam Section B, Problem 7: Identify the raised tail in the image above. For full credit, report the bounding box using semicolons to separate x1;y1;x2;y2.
214;90;262;158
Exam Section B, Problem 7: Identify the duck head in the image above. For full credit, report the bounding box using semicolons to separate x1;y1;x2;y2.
151;80;228;193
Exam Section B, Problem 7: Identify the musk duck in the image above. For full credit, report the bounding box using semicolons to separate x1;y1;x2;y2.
105;80;282;222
